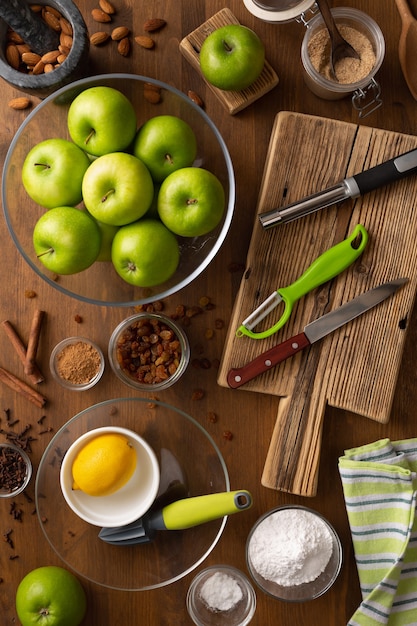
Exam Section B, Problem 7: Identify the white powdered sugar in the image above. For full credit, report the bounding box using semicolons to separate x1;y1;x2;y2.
199;571;243;612
248;508;333;587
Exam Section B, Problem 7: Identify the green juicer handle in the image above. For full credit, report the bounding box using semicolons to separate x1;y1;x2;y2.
153;490;253;531
239;224;368;340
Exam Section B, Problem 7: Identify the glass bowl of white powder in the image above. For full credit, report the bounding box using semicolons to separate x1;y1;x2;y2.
245;506;342;602
186;565;256;625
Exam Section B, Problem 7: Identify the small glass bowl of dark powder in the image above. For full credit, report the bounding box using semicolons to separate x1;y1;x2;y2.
49;337;105;391
186;565;256;625
0;442;32;497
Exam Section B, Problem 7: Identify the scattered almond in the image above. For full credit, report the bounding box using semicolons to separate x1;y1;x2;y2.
144;82;162;104
90;31;110;46
188;90;204;107
143;18;167;32
91;8;112;23
8;97;31;110
111;26;130;41
99;0;116;14
117;37;130;57
134;35;155;49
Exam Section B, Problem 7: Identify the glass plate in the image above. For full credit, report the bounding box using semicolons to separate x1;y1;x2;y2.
36;398;229;591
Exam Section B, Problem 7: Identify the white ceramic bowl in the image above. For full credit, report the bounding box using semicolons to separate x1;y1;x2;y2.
60;426;160;527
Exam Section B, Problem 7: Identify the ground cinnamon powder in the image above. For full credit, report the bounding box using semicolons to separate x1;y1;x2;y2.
57;341;101;384
308;24;376;84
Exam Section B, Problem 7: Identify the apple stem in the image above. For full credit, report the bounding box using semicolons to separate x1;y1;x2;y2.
34;163;51;170
101;189;115;203
37;248;54;258
164;153;174;165
85;128;95;146
222;39;233;52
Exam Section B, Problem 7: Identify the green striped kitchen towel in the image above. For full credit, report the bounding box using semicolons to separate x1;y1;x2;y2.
339;438;417;626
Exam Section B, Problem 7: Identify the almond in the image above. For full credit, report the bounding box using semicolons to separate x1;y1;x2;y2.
91;8;112;23
44;5;61;18
7;31;24;44
60;33;73;49
8;97;31;110
143;18;167;32
99;0;116;15
41;49;60;64
144;83;162;104
117;37;130;57
21;51;42;66
29;4;43;12
43;9;61;31
134;35;155;49
32;60;45;75
16;44;31;55
111;26;130;41
44;63;54;73
6;44;20;69
188;90;204;108
90;31;110;46
59;17;73;37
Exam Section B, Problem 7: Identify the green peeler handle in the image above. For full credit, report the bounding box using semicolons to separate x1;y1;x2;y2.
153;490;253;531
279;223;368;306
240;223;368;339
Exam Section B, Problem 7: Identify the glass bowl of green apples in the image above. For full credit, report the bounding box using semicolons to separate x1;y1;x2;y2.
2;74;235;306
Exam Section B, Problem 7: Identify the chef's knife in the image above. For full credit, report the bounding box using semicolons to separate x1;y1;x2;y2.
259;148;417;229
227;278;408;388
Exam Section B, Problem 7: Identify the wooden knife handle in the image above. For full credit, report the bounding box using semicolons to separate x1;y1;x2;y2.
227;332;311;388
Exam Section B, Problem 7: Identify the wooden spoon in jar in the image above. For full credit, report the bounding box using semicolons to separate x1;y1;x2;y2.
316;0;360;81
394;0;417;100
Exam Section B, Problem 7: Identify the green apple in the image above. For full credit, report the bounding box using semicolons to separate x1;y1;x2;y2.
199;24;265;91
157;167;225;237
82;152;154;226
133;115;197;183
21;138;90;209
15;565;86;626
111;219;180;287
33;206;101;274
67;86;137;156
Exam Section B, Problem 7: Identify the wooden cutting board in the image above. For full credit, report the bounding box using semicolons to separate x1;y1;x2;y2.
218;111;417;497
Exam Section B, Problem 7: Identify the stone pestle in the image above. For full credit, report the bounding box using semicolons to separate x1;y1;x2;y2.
0;0;60;56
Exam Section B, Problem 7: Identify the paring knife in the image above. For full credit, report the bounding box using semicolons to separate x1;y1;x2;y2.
259;148;417;229
227;278;408;389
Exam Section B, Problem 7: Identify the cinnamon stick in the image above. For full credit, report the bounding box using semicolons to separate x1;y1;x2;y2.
1;320;44;384
24;309;45;377
0;367;46;408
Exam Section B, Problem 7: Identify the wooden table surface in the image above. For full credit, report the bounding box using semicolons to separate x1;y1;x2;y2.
1;1;417;624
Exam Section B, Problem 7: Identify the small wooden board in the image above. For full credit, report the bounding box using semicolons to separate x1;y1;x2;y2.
218;111;417;496
179;8;279;115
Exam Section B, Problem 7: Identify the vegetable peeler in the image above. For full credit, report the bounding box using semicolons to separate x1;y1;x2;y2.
236;224;368;339
98;490;252;546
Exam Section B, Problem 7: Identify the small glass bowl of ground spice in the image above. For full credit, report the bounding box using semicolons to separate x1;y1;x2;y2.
50;337;105;391
0;442;32;498
108;312;190;392
186;565;257;626
246;505;342;602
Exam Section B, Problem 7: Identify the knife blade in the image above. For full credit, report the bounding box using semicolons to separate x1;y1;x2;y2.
259;148;417;229
227;278;408;389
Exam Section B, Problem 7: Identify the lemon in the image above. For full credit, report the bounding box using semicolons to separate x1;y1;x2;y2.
71;433;137;497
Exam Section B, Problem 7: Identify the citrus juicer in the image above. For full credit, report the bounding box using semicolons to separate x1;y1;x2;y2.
236;223;368;339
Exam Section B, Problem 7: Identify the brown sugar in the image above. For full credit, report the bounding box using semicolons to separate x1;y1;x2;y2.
308;24;376;84
57;341;101;384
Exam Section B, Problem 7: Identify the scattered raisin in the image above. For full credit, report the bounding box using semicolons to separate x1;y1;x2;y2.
191;389;204;401
223;430;233;441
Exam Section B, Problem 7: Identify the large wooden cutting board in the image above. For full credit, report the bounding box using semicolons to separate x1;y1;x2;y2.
218;112;417;496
